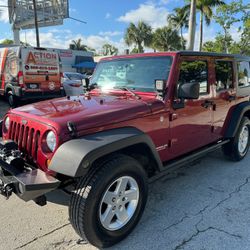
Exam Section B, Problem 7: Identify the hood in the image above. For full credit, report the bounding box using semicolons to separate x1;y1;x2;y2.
12;94;153;133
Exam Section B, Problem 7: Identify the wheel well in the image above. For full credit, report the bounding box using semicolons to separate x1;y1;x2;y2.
5;87;12;96
92;143;159;178
244;110;250;120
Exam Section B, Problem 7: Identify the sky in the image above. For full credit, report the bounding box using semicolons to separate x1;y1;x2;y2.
0;0;247;53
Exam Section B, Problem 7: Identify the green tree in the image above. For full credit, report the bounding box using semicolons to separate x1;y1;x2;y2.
0;39;30;46
124;21;152;53
152;26;182;51
197;0;225;51
214;0;246;52
168;7;189;49
202;34;233;52
102;44;118;56
69;38;88;51
0;39;14;45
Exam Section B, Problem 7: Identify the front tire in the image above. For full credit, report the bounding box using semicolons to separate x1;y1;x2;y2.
222;117;250;161
69;154;148;248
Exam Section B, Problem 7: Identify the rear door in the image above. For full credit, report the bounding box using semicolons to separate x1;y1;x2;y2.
169;56;215;159
21;48;60;93
211;58;236;137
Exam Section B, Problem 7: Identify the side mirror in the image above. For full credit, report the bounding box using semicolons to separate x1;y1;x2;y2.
178;82;200;99
155;79;166;98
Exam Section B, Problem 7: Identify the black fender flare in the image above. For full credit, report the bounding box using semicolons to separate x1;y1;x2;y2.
224;101;250;138
4;84;15;96
49;127;163;177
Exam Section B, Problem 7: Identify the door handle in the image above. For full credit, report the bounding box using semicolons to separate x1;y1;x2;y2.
201;100;214;109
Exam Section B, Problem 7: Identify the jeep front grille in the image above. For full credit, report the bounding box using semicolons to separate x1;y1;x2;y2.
9;121;40;161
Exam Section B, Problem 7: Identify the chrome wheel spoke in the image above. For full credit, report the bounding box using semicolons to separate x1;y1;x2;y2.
116;178;128;194
101;205;115;228
125;189;138;202
103;191;115;204
116;207;129;222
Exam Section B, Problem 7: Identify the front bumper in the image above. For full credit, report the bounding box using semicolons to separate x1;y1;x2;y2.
0;157;60;202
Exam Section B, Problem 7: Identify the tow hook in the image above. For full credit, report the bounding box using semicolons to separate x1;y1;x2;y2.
0;181;13;200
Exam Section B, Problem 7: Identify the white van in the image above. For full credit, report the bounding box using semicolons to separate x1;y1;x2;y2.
0;46;64;106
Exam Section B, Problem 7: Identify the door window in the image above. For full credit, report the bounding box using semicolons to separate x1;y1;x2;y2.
178;60;208;95
237;61;250;88
215;61;233;91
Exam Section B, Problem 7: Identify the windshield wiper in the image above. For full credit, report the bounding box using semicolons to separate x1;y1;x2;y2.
86;82;98;91
114;86;141;100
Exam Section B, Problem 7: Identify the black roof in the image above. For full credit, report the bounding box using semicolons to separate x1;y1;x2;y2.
178;50;250;60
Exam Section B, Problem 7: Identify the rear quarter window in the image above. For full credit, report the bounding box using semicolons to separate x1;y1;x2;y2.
237;61;250;88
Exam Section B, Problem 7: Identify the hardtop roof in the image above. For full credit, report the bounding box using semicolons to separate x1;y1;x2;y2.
101;51;250;61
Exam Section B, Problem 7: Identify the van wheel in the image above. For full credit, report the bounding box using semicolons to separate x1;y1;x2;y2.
222;117;250;161
69;154;148;248
7;93;19;108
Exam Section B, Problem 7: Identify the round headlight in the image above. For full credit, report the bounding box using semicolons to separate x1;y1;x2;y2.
46;131;57;152
4;116;10;131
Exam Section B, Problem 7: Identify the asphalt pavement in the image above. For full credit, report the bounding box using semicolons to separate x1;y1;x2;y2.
1;99;250;250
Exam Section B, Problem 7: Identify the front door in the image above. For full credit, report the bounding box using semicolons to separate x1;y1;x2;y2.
168;57;214;160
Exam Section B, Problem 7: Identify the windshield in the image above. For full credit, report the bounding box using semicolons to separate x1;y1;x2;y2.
91;56;172;92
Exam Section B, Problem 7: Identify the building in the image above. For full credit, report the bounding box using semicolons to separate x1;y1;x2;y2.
55;49;96;74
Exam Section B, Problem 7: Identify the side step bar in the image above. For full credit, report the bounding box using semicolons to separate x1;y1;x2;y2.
149;139;230;183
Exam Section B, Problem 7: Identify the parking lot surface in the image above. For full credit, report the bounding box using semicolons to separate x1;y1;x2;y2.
1;99;250;250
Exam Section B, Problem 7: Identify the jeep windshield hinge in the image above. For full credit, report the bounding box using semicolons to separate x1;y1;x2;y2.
67;121;77;138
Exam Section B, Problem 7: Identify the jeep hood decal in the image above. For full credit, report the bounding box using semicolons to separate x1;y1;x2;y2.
12;95;152;132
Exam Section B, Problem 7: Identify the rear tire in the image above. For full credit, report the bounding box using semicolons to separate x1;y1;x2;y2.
7;92;19;108
222;117;250;161
69;154;148;248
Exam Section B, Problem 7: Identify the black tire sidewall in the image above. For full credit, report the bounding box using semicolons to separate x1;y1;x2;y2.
8;93;18;108
80;156;148;247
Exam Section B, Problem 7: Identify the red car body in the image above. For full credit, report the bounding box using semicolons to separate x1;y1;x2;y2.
2;51;249;172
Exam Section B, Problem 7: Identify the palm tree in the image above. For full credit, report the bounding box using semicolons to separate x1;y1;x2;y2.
69;38;88;51
102;44;118;56
124;21;152;53
197;0;225;51
187;0;197;50
168;7;189;49
152;26;182;51
186;0;225;51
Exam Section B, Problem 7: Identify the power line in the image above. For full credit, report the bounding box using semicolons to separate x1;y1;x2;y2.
69;16;87;24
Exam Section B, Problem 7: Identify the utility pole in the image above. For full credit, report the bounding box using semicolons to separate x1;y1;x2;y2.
187;0;196;50
33;0;40;47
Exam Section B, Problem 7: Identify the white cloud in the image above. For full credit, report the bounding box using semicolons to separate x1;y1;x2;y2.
0;0;9;23
105;13;111;19
117;3;169;29
99;31;123;37
19;30;126;54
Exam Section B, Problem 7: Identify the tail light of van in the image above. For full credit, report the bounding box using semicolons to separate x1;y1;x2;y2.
17;71;24;87
60;72;64;87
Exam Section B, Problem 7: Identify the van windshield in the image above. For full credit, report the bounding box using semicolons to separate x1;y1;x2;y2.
91;56;172;92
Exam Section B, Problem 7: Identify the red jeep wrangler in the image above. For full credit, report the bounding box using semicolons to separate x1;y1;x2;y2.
1;52;250;248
